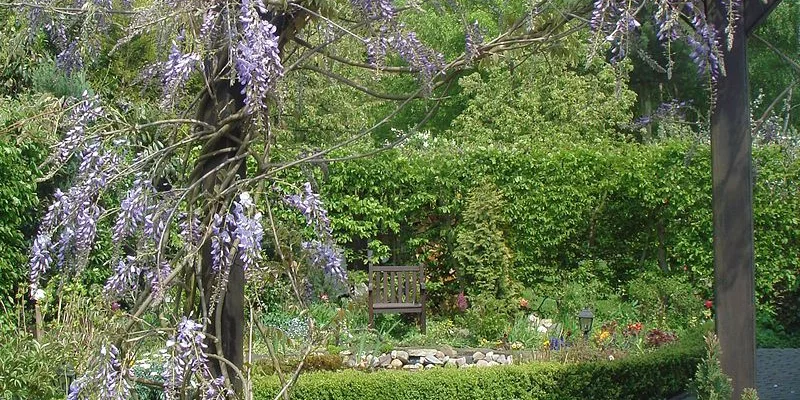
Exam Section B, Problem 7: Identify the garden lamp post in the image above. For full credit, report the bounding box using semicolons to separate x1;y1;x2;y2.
578;308;594;342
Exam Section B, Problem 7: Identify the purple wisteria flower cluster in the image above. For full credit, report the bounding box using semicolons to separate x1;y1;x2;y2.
162;34;201;107
590;0;641;62
465;20;483;63
57;91;104;165
210;192;264;273
30;95;117;296
683;1;723;80
350;0;445;90
592;0;726;81
631;99;689;128
282;182;347;282
67;344;133;400
162;318;229;400
235;0;284;113
103;175;176;299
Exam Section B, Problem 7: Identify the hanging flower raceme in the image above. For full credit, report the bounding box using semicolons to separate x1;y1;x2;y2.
211;192;264;273
349;0;444;88
161;38;200;108
112;176;153;243
67;344;133;400
685;1;723;81
302;240;347;282
283;182;348;282
235;0;284;113
104;255;139;297
162;318;229;400
465;20;483;63
30;138;117;296
57;91;104;165
282;182;332;237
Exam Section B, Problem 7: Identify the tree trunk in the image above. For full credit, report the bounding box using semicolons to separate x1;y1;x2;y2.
710;5;756;398
191;8;311;396
195;49;248;392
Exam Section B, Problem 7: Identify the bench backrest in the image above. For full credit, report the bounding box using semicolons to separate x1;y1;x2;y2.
368;264;425;304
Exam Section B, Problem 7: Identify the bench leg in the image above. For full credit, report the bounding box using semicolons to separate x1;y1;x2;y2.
368;302;374;331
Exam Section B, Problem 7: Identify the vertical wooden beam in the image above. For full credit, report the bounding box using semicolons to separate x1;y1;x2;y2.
710;4;756;397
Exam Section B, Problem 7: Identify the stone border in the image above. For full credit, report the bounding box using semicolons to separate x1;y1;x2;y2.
341;348;514;370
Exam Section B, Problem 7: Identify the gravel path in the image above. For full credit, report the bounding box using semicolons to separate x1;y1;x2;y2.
670;349;800;400
756;349;800;400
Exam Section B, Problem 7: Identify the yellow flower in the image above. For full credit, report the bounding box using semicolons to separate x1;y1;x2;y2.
598;331;611;342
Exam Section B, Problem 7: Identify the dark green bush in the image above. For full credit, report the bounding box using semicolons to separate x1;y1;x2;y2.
253;333;704;400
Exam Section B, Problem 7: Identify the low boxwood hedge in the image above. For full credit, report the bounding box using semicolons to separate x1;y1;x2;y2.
253;334;704;400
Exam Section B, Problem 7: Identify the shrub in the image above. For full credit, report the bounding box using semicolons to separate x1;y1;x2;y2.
253;329;705;400
0;334;70;400
691;333;732;400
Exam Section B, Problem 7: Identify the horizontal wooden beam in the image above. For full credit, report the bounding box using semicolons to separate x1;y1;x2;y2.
369;265;423;272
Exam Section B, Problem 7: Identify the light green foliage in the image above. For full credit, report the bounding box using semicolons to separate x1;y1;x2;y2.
742;388;760;400
446;51;636;145
453;181;512;296
692;333;732;400
0;335;69;400
748;0;800;125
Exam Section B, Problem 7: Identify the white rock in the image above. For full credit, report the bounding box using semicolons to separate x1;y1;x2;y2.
424;364;435;369
488;361;500;367
395;350;409;364
425;355;443;365
506;355;514;365
439;345;456;358
497;355;507;364
455;357;467;367
409;349;437;357
476;360;490;367
379;354;392;367
391;359;403;368
472;351;485;361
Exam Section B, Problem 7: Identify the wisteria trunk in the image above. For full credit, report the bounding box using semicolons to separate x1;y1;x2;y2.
710;3;756;398
194;49;248;393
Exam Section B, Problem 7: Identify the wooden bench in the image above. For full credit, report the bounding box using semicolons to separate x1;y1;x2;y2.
367;252;426;333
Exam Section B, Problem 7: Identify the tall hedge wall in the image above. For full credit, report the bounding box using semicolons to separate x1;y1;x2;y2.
321;139;799;327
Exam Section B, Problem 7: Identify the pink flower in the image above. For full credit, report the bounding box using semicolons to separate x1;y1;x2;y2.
704;300;713;309
456;292;467;311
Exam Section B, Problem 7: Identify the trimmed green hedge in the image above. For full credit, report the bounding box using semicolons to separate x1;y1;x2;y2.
253;338;703;400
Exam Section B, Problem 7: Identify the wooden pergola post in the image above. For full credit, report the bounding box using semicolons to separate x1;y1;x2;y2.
709;1;781;397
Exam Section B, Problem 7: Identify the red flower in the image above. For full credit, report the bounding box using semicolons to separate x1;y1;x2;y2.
704;300;713;309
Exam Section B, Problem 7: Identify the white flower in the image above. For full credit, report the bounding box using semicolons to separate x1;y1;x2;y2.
537;325;548;333
33;289;46;301
608;355;615;361
239;192;253;208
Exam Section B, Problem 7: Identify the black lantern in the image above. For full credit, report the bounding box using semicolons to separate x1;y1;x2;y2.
578;308;594;340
